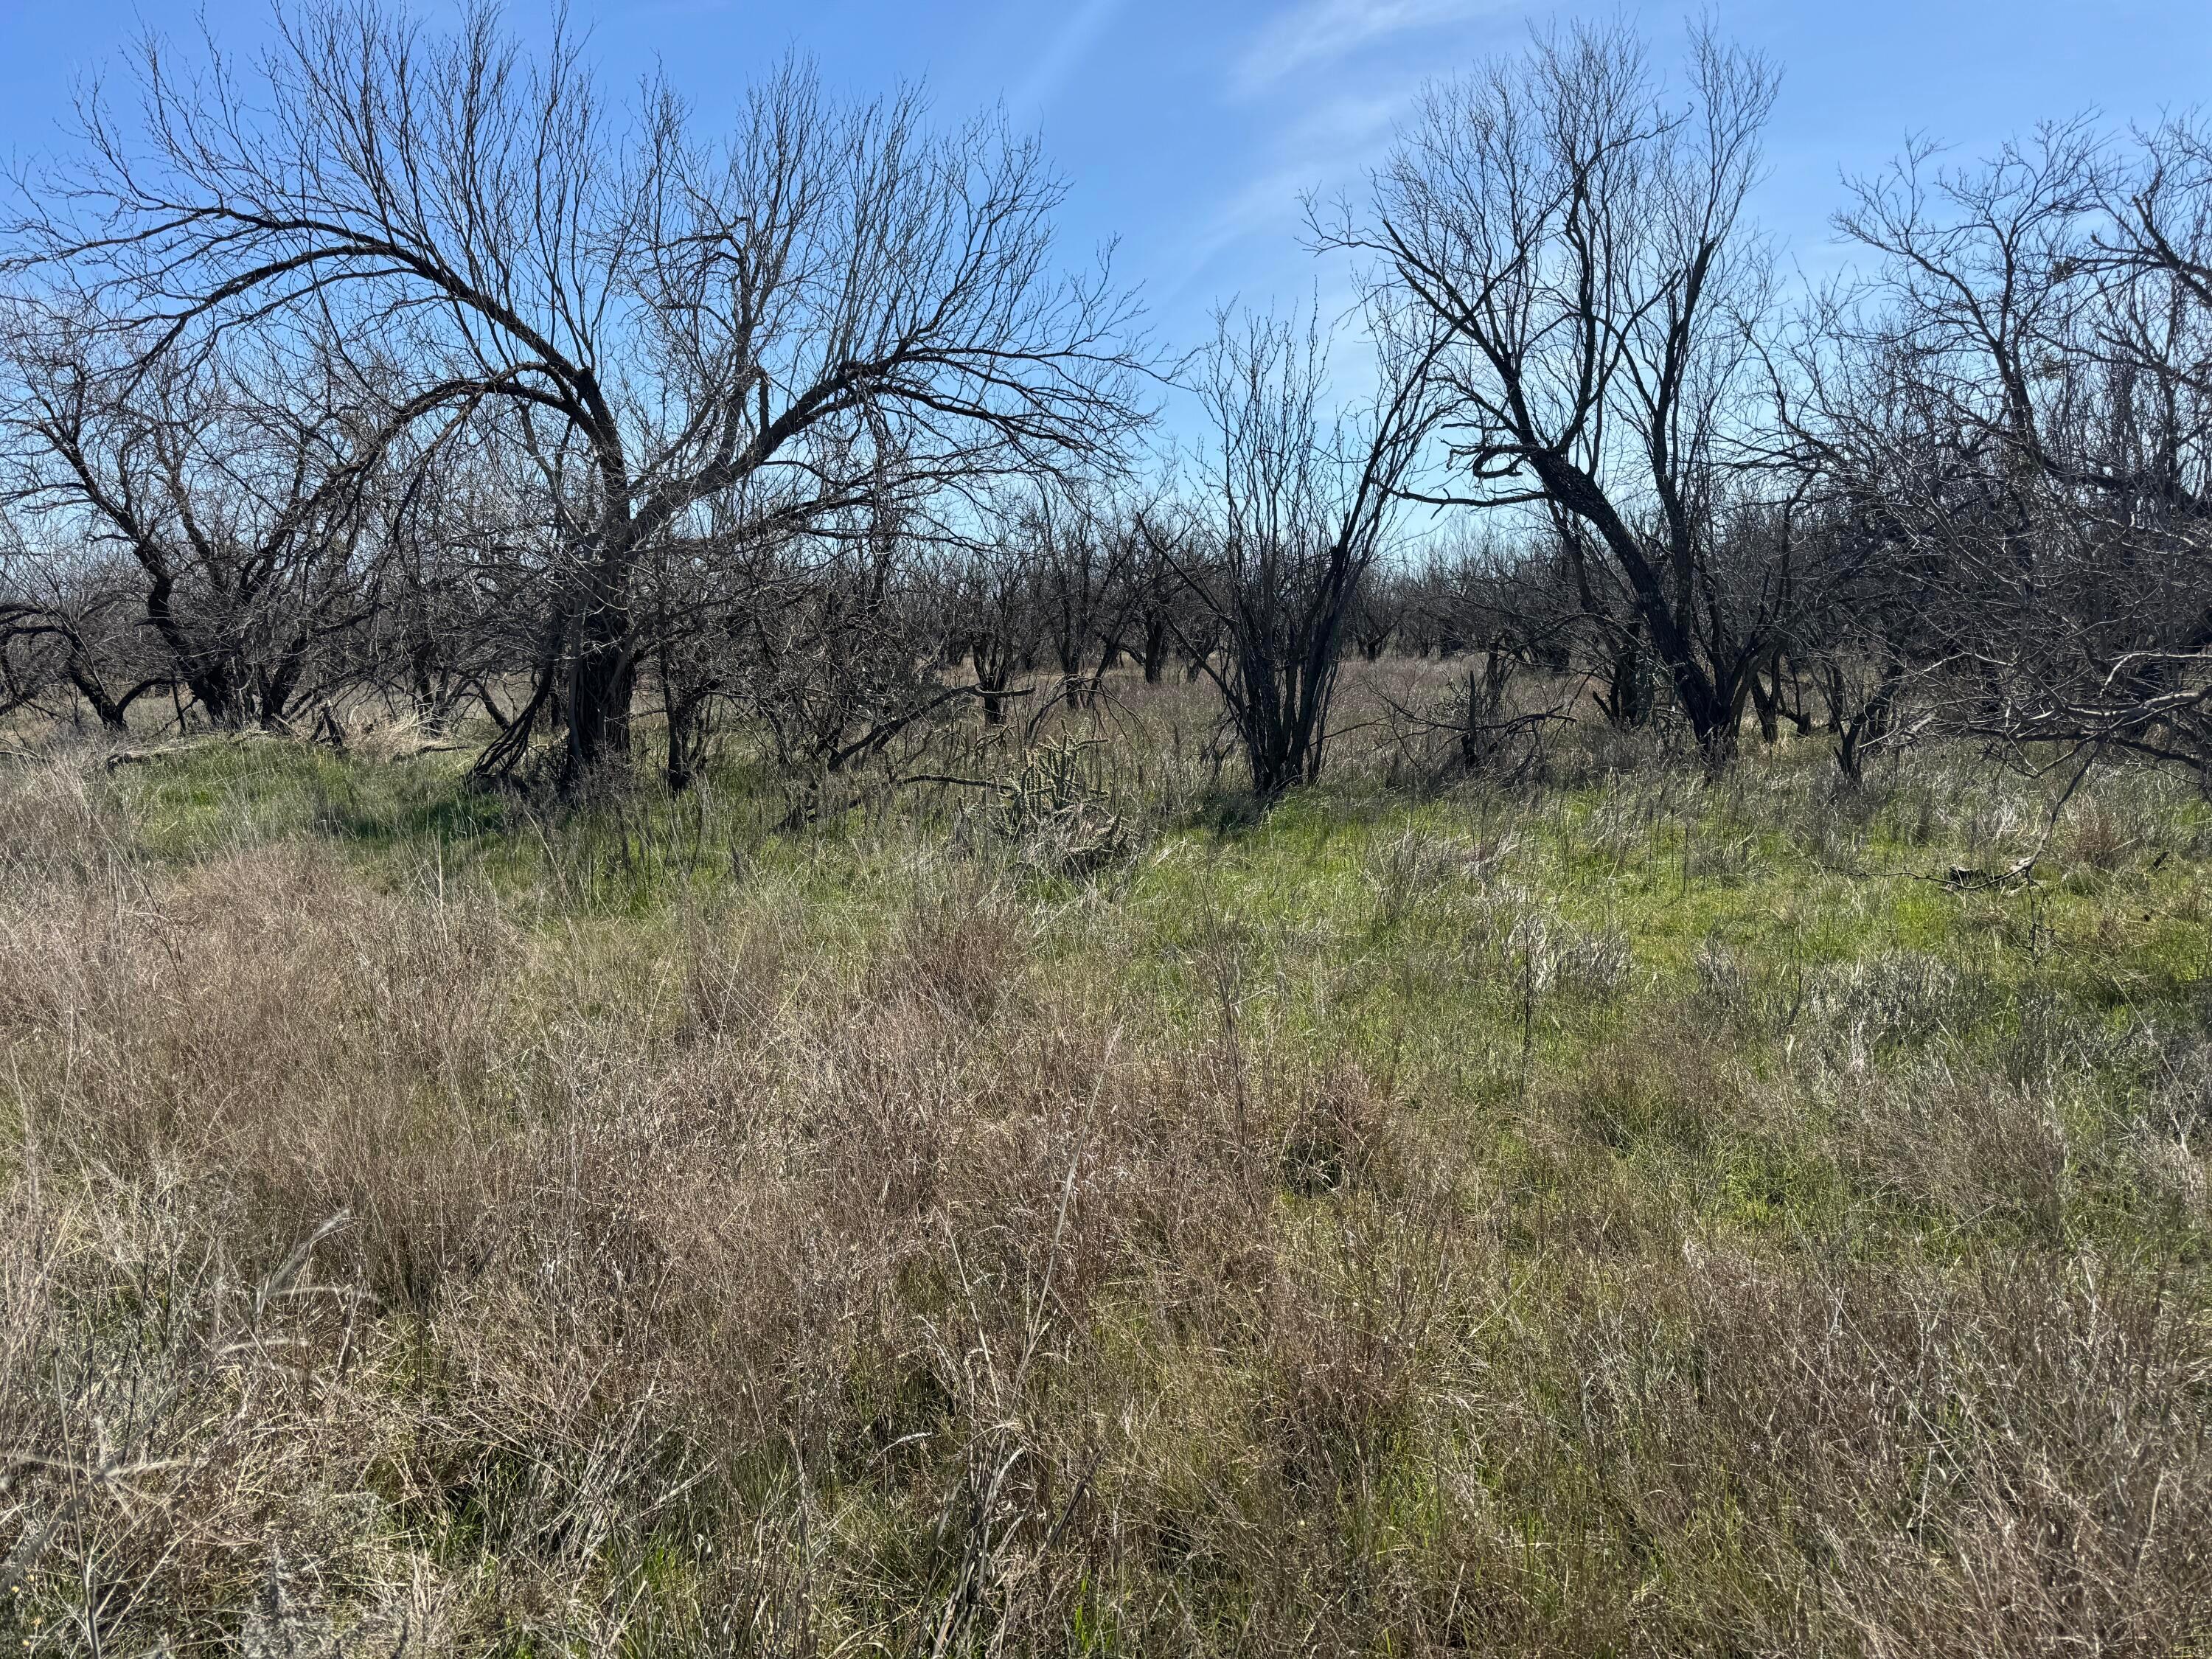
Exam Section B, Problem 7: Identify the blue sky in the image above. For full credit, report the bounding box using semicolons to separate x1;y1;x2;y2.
2;0;2209;361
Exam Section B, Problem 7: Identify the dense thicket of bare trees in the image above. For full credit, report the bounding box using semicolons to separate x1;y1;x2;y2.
2;1;1145;787
1777;119;2212;774
5;5;2212;799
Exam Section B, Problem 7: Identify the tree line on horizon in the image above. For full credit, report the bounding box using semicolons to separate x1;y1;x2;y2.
2;2;2209;802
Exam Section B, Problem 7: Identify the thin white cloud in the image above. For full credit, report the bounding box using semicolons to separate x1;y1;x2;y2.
1164;91;1402;299
1233;0;1509;94
1165;164;1317;299
1012;0;1130;113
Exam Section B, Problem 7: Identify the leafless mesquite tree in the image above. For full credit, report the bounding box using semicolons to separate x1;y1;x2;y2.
0;509;172;731
1032;481;1139;706
7;0;1147;788
1150;307;1437;798
944;493;1051;726
0;319;417;732
1315;23;1789;766
1781;119;2212;775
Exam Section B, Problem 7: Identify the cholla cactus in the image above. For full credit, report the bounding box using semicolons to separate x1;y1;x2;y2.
990;737;1127;875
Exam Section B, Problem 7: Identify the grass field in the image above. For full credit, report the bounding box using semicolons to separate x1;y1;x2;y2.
4;680;2210;1655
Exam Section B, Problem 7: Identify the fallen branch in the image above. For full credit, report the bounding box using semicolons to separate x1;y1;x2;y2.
102;731;288;771
1933;854;2040;891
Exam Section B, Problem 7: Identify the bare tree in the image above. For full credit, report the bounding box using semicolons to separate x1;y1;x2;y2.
1315;22;1787;766
1;319;411;731
1151;306;1436;798
1790;118;2212;775
1120;505;1197;684
1347;563;1406;662
1027;479;1132;706
0;512;172;733
947;490;1051;726
10;1;1146;787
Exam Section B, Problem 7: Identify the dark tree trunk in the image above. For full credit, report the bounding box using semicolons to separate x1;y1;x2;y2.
409;627;445;732
664;696;706;792
1141;613;1170;684
563;544;638;790
566;639;635;785
978;663;1013;725
1748;658;1781;744
1596;632;1657;730
1834;664;1903;787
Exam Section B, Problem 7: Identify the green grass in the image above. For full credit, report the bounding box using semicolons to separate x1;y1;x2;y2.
99;734;2212;1269
7;726;2208;1652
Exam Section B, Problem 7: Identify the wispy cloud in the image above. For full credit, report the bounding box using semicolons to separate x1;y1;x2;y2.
1155;0;1526;380
1232;0;1510;94
1163;93;1401;298
1012;0;1130;113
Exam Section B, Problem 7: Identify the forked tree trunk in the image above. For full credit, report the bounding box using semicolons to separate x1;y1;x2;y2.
66;659;131;733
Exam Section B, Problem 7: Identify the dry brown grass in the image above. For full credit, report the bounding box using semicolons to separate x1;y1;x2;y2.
1;742;2209;1655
